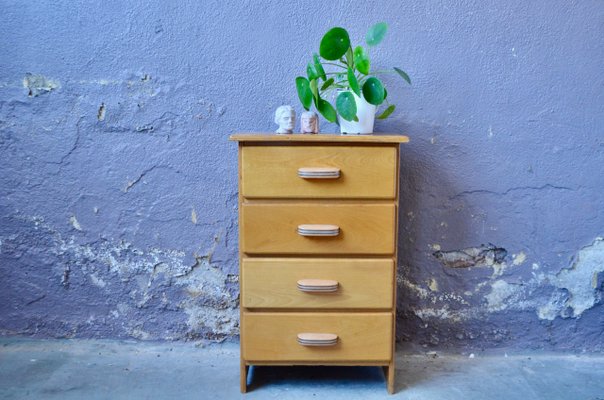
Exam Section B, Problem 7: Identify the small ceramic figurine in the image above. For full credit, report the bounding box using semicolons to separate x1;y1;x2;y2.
300;111;319;134
274;105;296;134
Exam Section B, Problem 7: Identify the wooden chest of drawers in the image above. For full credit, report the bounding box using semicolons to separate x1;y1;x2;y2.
230;133;408;394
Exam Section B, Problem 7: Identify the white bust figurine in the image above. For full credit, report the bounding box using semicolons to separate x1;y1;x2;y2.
300;111;319;134
274;105;296;134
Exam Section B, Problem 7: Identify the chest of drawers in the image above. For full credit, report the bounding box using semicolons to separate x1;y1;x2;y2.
230;133;408;394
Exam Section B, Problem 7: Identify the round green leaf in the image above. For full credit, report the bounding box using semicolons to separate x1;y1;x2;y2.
320;27;351;60
307;63;319;81
353;46;370;75
366;22;388;46
320;77;334;91
362;77;385;105
317;99;337;123
313;53;326;81
347;68;360;96
295;77;312;111
394;67;411;84
377;104;395;119
336;92;357;122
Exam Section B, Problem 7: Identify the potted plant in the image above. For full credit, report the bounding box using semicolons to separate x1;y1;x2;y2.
295;22;411;134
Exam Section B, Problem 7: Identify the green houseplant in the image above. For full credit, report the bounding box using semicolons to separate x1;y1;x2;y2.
295;22;411;134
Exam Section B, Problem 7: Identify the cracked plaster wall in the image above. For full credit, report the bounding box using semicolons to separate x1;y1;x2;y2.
1;1;603;350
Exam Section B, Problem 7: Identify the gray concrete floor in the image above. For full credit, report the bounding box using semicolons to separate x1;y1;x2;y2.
0;338;603;400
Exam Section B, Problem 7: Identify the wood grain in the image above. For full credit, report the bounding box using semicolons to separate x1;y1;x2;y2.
242;312;392;362
241;145;397;199
241;203;396;255
241;258;394;309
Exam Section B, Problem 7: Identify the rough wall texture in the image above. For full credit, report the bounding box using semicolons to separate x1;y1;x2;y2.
1;1;603;350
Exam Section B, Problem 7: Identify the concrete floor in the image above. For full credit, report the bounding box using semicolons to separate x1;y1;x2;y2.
0;338;603;400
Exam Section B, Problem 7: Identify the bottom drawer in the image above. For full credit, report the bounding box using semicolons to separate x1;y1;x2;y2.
242;312;392;362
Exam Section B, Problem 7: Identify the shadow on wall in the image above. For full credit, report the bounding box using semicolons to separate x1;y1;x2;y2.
395;121;475;347
395;126;535;348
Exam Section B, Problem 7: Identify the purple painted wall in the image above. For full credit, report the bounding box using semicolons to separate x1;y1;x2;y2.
1;1;603;350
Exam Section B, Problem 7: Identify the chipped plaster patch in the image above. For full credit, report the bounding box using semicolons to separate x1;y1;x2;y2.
550;238;604;317
412;306;478;323
184;304;238;338
399;276;469;306
23;73;60;97
433;243;507;269
486;280;524;312
513;252;527;266
399;277;430;299
69;215;82;231
90;274;106;288
11;215;239;340
491;261;508;278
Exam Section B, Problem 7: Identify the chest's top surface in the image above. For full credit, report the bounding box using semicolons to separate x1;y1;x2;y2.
229;132;409;144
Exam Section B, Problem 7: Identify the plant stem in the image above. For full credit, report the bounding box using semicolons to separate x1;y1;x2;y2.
322;62;347;69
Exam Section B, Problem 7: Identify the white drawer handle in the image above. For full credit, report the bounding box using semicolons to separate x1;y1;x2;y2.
298;167;341;179
297;279;339;293
297;333;338;347
297;224;340;237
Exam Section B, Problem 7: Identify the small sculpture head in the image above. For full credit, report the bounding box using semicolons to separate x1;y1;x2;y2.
300;111;319;134
274;105;296;134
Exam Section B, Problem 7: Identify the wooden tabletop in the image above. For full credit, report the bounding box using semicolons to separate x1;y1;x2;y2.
229;132;409;143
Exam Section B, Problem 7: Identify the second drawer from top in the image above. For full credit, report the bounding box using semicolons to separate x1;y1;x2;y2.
240;203;396;255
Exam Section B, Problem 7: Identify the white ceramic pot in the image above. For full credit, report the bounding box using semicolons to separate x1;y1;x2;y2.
337;91;376;134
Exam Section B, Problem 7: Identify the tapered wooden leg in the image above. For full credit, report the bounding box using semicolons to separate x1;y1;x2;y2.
240;360;249;393
386;361;395;394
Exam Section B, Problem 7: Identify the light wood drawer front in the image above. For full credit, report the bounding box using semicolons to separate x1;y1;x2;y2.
241;146;397;199
242;258;394;309
242;312;392;362
241;204;395;255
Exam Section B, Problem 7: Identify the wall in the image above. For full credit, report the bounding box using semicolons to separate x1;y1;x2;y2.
1;1;602;350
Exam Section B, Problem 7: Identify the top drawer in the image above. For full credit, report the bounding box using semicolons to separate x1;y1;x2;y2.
241;145;397;199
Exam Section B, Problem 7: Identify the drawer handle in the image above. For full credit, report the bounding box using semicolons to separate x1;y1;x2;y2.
297;279;339;293
297;333;338;347
297;224;340;237
297;167;341;179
